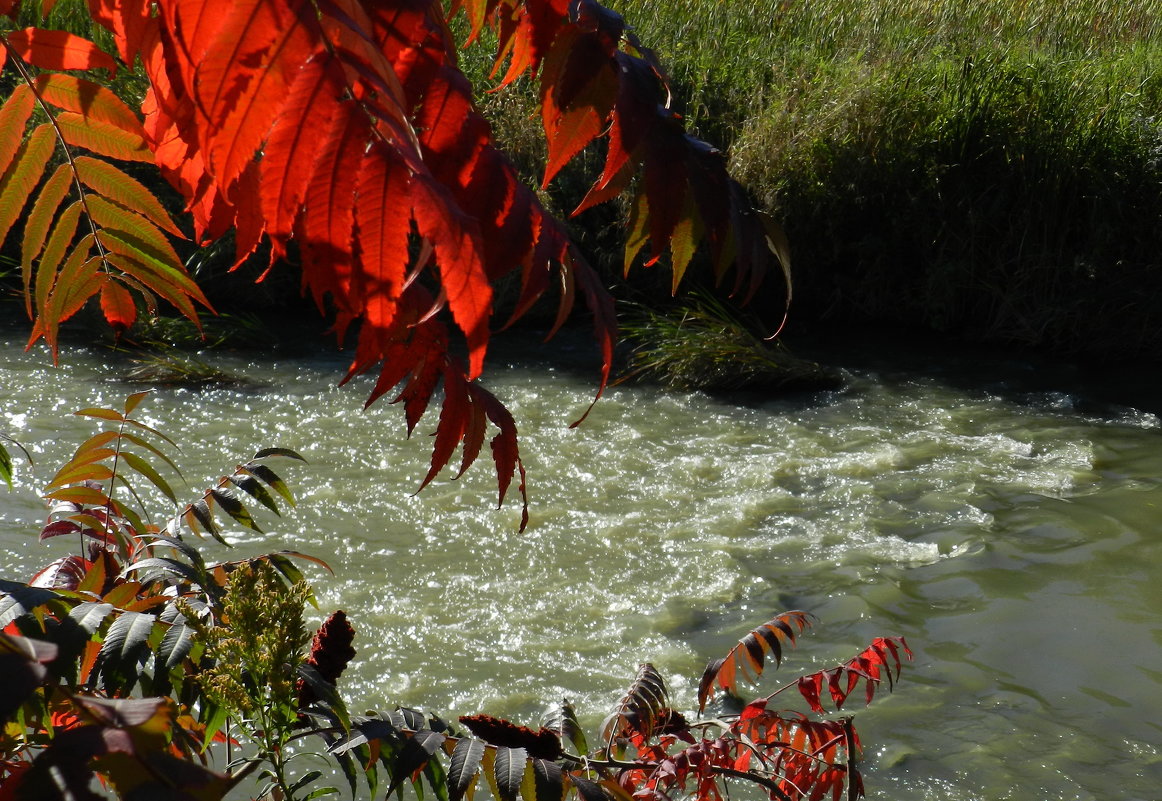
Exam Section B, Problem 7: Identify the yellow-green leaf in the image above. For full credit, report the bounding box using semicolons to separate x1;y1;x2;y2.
669;191;701;294
0;85;35;178
122;391;150;417
120;451;177;504
44;485;110;506
42;256;103;353
55;112;152;162
75;407;125;422
32;74;145;137
75;156;185;238
48;461;114;489
75;430;120;457
26;236;94;354
0;123;56;248
33;202;83;317
87;195;185;270
23;164;75;313
623;190;650;278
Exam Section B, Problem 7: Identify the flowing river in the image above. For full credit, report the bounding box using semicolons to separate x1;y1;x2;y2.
2;327;1160;801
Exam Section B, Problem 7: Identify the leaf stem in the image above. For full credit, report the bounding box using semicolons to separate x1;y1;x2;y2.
0;38;114;279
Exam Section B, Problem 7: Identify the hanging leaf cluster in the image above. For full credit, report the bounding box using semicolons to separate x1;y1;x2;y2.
1;0;788;526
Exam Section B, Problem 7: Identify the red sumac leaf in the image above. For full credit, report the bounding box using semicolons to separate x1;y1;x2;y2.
99;278;137;333
797;674;825;715
4;28;117;76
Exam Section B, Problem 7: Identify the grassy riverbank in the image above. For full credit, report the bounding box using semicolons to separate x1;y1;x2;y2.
575;0;1162;357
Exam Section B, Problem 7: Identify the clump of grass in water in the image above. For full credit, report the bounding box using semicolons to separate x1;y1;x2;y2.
120;345;239;388
620;293;839;393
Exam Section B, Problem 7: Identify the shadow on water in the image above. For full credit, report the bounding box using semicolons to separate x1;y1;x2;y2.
785;320;1162;418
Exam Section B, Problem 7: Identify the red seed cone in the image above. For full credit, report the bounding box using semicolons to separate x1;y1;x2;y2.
458;714;562;760
297;610;356;709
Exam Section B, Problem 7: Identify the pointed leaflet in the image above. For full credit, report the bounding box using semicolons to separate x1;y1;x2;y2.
55;112;153;162
417;365;471;492
299;98;364;315
32;74;145;137
88;0;153;64
355;141;411;333
209;488;259;532
601;663;669;744
74;156;185;238
3;28;117;76
642;117;689;266
0;123;55;250
260;51;345;250
448;738;486;801
622;190;650;276
532;759;564;801
157;619;195;670
104;249;200;324
246;464;296;506
491;746;527;801
33;199;83;316
0;85;35;179
228;474;281;515
30;234;94;356
100;233;201;316
469;383;528;530
22;163;73;310
542;699;588;756
190;0;316;189
697;611;814;713
119;451;178;503
411;175;492;380
230;157;265;267
384;729;446;798
97;610;159;674
539;28;617;188
668;191;700;293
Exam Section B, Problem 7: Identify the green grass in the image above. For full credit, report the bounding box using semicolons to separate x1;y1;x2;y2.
605;0;1162;355
496;0;1162;357
619;292;840;393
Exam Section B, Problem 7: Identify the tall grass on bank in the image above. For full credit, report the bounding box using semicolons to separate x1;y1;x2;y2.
580;0;1162;356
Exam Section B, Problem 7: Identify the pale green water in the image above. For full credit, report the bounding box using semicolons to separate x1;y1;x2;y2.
2;331;1161;800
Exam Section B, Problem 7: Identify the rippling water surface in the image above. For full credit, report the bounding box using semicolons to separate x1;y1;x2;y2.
2;331;1161;800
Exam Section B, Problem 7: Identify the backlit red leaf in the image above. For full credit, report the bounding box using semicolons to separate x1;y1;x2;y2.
100;278;137;332
198;0;317;188
87;0;153;63
355;142;410;331
411;175;492;379
4;28;117;76
260;52;345;251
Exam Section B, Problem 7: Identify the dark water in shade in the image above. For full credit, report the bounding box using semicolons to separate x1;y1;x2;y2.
2;332;1160;800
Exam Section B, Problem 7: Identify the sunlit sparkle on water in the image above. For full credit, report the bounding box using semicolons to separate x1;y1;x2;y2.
2;334;1161;800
